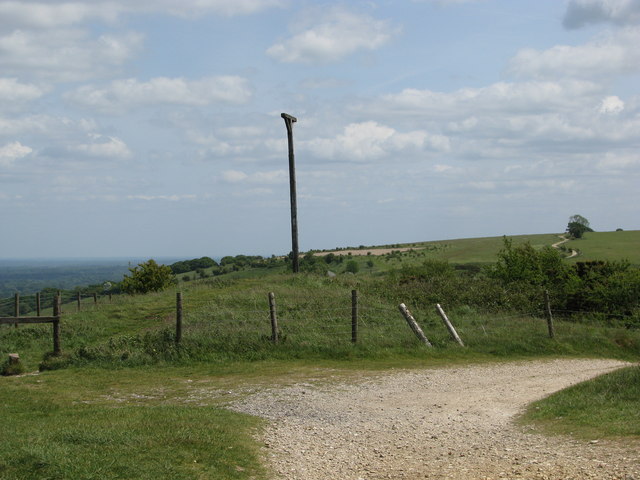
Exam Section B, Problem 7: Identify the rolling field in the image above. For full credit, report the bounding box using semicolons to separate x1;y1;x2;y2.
565;230;640;265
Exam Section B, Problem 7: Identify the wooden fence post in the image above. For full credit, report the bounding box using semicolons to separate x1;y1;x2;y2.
176;292;183;345
435;304;465;347
14;293;19;328
398;303;432;347
93;293;97;305
351;290;358;343
268;292;278;344
544;290;555;339
36;292;41;317
77;292;81;312
53;294;61;355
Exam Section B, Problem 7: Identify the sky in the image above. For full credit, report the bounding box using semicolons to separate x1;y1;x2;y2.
1;0;639;259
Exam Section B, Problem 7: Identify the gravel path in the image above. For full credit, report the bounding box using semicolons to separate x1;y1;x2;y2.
230;359;639;480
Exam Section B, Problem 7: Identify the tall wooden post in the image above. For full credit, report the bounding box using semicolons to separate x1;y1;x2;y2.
77;292;81;312
351;290;358;343
268;292;279;344
281;112;300;273
36;292;41;316
544;290;555;339
93;293;97;305
176;292;183;345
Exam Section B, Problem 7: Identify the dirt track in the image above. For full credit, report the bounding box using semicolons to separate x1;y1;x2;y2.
231;359;639;480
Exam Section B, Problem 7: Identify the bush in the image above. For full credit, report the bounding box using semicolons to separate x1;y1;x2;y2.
345;260;359;274
120;259;175;294
488;237;568;289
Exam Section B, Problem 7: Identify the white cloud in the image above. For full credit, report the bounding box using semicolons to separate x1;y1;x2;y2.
597;152;640;170
0;141;32;167
303;121;449;161
563;0;640;29
509;27;640;79
411;0;482;4
0;78;46;102
135;0;286;17
66;76;252;113
221;169;287;184
71;135;131;159
0;0;285;30
0;2;119;29
267;8;398;63
222;170;249;183
0;29;143;81
127;194;197;201
599;95;625;114
373;80;604;118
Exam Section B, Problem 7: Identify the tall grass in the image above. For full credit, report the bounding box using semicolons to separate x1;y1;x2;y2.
3;271;638;373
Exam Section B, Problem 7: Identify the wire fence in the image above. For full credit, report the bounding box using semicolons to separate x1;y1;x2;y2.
1;286;638;355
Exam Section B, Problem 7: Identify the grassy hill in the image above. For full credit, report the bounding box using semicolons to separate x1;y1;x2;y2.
565;230;640;265
1;231;639;479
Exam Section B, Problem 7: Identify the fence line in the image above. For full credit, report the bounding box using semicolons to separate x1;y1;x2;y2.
3;286;637;358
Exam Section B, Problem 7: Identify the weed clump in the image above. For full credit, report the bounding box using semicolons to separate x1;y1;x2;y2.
1;354;25;376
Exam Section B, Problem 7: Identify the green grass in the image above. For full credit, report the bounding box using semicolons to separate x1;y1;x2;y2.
1;231;640;479
0;366;269;480
522;365;640;439
410;233;562;264
566;230;640;265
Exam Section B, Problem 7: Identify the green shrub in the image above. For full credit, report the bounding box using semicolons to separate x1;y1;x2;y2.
120;260;175;294
345;260;359;274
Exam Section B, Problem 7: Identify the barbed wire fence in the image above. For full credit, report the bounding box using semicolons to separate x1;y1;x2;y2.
2;286;638;354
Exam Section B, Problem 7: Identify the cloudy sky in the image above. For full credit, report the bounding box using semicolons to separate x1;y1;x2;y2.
1;0;638;259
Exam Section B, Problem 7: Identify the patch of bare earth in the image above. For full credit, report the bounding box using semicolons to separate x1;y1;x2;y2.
313;247;420;257
230;359;639;480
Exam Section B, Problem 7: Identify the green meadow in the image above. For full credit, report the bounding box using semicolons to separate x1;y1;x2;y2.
1;231;639;479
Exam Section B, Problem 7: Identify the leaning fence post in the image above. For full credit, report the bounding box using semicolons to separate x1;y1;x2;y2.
398;303;432;347
544;290;555;339
436;303;465;347
351;290;358;344
268;292;278;344
176;292;183;345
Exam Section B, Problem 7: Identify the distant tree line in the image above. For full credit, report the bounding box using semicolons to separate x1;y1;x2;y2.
169;257;219;274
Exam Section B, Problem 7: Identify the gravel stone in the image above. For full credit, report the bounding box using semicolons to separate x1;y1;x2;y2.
230;359;639;480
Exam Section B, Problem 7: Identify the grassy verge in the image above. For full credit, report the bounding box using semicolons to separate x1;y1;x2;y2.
522;365;640;439
0;364;280;480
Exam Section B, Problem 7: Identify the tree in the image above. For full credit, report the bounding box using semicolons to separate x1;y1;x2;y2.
489;237;568;287
566;214;593;239
345;260;359;274
120;259;175;294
